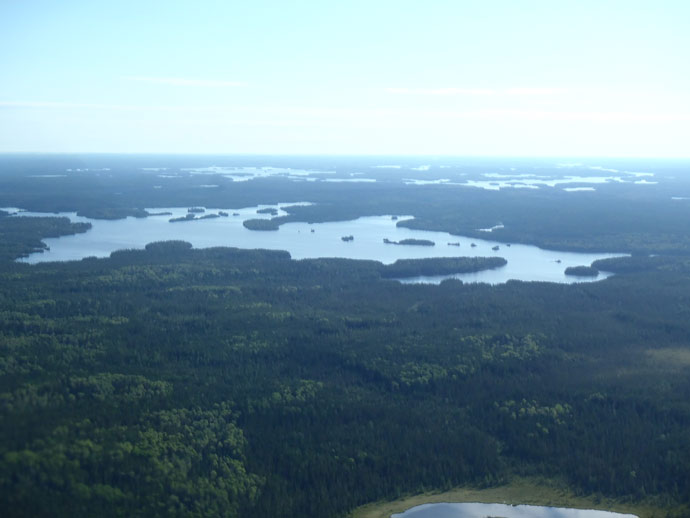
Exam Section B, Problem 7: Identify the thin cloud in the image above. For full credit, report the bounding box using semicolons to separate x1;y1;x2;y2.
386;87;496;96
3;101;687;124
124;76;247;87
475;109;690;123
504;88;568;95
0;101;92;108
0;101;189;111
386;87;568;96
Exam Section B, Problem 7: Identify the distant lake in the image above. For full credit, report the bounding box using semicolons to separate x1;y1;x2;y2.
10;205;625;284
392;502;638;518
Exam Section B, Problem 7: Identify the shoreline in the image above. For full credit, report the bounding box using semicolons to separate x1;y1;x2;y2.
349;477;683;518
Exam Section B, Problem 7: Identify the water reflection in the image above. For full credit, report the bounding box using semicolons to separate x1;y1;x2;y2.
392;502;637;518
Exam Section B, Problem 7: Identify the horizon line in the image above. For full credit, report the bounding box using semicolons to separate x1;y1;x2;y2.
1;151;690;160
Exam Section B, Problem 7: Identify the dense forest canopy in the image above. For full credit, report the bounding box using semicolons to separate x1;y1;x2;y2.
1;155;690;517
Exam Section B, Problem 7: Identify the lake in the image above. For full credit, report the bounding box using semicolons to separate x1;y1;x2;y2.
391;502;638;518
10;204;625;284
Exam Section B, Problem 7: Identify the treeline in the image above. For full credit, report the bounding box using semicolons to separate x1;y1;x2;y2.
380;256;507;278
564;265;599;276
0;211;91;262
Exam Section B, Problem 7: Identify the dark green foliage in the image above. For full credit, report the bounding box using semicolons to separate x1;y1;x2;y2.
564;265;599;277
169;214;197;222
592;255;690;273
0;214;91;262
242;219;280;231
381;256;507;278
3;155;690;517
1;237;690;517
145;241;194;253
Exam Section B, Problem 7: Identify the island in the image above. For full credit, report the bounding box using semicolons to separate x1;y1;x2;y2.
564;265;599;277
243;218;280;231
169;213;196;222
187;207;205;214
341;235;354;242
257;207;279;216
448;242;460;246
381;256;507;278
383;238;435;246
169;213;220;223
218;211;229;217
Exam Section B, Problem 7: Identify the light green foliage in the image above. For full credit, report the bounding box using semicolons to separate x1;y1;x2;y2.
0;404;261;518
399;362;448;387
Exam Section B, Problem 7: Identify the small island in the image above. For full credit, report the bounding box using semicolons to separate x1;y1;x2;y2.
448;242;460;246
218;211;229;217
243;218;280;231
169;212;221;222
341;235;354;242
381;256;507;278
169;214;197;223
564;265;599;277
257;207;279;216
187;207;205;214
383;238;435;246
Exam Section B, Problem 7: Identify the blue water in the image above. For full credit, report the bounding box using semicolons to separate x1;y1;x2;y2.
392;502;638;518
10;205;625;285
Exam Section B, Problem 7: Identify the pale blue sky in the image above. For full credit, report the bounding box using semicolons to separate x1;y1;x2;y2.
1;0;689;156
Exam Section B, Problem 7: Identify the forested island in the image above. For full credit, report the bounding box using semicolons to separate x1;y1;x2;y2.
242;218;280;231
383;238;435;246
380;256;507;278
564;265;599;277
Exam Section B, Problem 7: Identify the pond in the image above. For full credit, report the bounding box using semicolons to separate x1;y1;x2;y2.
9;205;625;284
391;502;638;518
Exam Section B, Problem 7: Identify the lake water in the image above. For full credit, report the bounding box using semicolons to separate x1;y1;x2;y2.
391;502;638;518
10;205;625;285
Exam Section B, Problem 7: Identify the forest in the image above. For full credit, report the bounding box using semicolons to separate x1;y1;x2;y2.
1;156;690;517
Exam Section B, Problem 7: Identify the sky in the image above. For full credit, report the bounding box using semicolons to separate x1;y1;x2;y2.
1;0;689;156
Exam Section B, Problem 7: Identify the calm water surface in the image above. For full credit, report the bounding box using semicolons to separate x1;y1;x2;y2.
11;205;625;284
392;502;638;518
